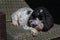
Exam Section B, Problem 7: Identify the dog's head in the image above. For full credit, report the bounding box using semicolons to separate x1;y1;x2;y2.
28;18;44;36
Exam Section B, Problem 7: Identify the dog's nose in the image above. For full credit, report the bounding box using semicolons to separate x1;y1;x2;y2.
31;24;37;28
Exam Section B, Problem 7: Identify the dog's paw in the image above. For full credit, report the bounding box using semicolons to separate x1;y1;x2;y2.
11;20;18;27
31;28;38;36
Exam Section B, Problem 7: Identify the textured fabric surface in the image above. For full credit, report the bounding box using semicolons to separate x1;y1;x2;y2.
0;12;6;40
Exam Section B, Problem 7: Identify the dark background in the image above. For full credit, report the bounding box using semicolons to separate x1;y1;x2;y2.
25;0;60;24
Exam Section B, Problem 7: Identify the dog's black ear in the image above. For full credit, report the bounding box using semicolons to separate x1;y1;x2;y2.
27;11;31;14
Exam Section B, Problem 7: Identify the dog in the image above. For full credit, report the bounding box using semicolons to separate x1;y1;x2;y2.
11;7;39;36
11;7;54;36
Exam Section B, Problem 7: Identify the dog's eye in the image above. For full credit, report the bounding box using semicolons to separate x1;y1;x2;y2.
27;11;31;14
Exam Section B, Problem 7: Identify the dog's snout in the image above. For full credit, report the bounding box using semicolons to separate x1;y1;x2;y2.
31;24;37;28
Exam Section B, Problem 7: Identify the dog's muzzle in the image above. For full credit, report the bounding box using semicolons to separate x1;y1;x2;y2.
30;23;44;36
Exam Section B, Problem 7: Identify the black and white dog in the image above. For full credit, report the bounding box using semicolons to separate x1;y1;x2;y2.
11;7;38;36
11;7;54;36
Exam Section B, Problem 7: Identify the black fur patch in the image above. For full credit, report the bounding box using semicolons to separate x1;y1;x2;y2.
27;11;31;14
